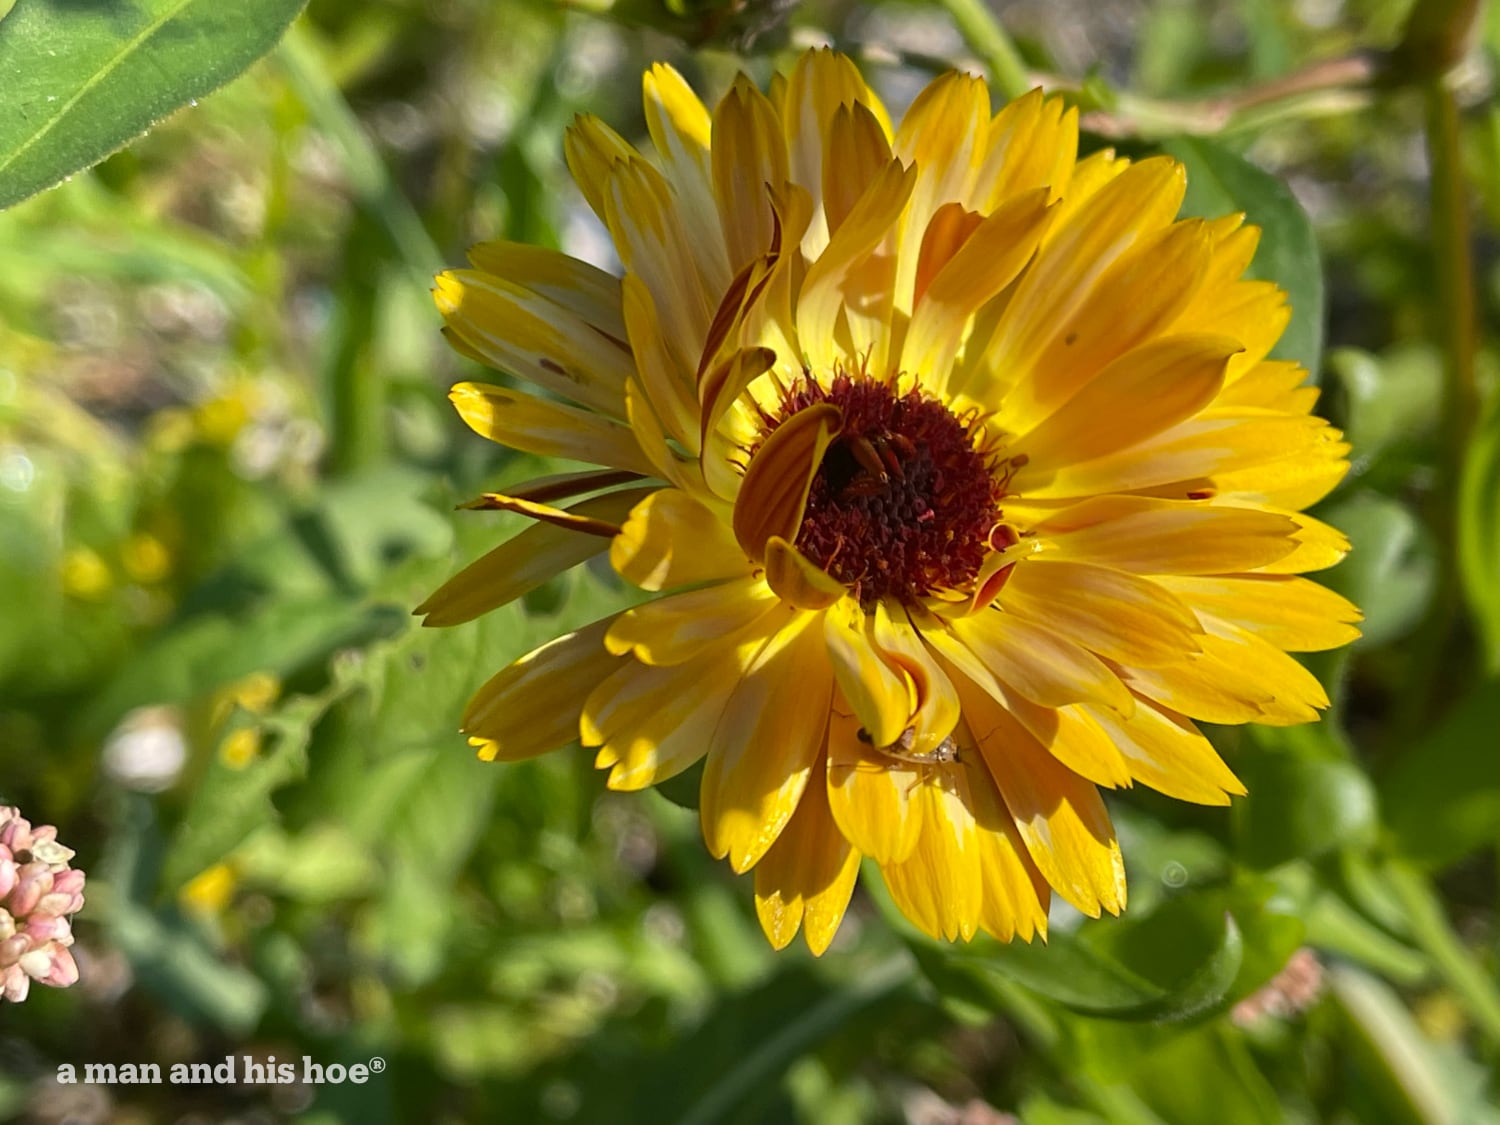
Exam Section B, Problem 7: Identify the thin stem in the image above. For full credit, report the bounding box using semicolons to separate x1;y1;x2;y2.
935;0;1032;99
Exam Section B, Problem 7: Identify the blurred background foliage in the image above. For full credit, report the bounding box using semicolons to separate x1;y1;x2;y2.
1;0;1499;1122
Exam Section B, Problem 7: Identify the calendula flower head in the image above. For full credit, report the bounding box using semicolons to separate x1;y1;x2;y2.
0;807;85;1002
421;50;1359;952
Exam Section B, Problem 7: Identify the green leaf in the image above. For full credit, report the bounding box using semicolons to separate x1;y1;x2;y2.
1316;491;1437;647
1164;136;1324;377
1459;394;1500;673
0;0;308;211
1382;680;1500;868
1233;737;1378;869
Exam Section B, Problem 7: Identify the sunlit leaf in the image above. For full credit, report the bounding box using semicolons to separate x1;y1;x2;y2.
0;0;307;211
1459;395;1500;673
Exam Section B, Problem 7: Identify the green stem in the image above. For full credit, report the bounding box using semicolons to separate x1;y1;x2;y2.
935;0;1032;99
1384;859;1500;1047
1386;76;1479;749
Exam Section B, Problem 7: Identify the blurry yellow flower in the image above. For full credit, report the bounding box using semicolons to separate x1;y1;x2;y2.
121;532;171;584
211;671;281;726
421;51;1360;952
219;727;261;769
193;389;252;447
60;547;112;600
180;862;237;915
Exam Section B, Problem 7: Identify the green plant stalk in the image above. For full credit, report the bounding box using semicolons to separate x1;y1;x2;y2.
935;0;1032;100
1384;859;1500;1047
1388;76;1480;749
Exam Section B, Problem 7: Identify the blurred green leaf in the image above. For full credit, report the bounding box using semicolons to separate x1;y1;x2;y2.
1317;491;1437;646
1381;679;1500;869
160;690;337;893
1119;1025;1282;1125
1459;394;1500;673
1165;136;1324;376
1326;345;1443;467
1233;738;1378;869
0;0;308;211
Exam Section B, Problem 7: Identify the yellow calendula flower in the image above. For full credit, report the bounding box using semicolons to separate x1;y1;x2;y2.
420;50;1360;953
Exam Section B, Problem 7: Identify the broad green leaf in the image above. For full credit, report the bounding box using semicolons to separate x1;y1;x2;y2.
1459;394;1500;673
0;0;307;211
1325;345;1443;469
1165;136;1324;377
1233;736;1378;869
1381;680;1500;868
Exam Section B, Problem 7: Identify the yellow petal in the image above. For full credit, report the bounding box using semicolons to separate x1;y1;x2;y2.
958;682;1126;917
972;89;1078;211
1084;698;1246;805
1030;496;1300;575
433;270;632;417
797;159;916;373
1251;510;1351;573
901;187;1053;391
1007;334;1238;475
822;100;896;236
871;601;961;757
612;488;751;591
417;487;653;626
1153;574;1362;651
621;273;700;452
461;617;623;756
755;745;861;955
733;402;842;562
465;240;627;341
823;597;911;748
563;113;636;227
826;696;925;863
964;750;1051;942
995;688;1134;789
701;612;832;872
765;536;847;610
604;576;781;665
879;764;986;941
643;62;731;297
449;382;655;475
712;74;790;273
1000;559;1203;668
971;156;1186;409
931;607;1136;714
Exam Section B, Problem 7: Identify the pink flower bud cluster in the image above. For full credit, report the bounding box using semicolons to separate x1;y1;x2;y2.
0;807;85;1003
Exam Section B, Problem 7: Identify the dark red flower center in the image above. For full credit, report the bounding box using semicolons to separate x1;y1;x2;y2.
769;372;1002;606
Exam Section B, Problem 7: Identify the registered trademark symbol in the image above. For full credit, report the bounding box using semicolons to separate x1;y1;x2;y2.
368;1057;386;1074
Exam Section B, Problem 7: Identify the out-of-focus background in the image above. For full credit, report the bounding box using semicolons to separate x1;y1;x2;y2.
2;0;1499;1121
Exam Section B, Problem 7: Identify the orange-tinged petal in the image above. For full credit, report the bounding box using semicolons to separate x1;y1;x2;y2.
462;617;624;756
958;682;1126;917
701;611;832;872
733;402;842;561
994;688;1134;789
605;576;781;665
612;488;751;591
972;89;1078;210
449;382;655;475
755;746;861;954
418;487;654;626
822;100;895;236
871;601;961;757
